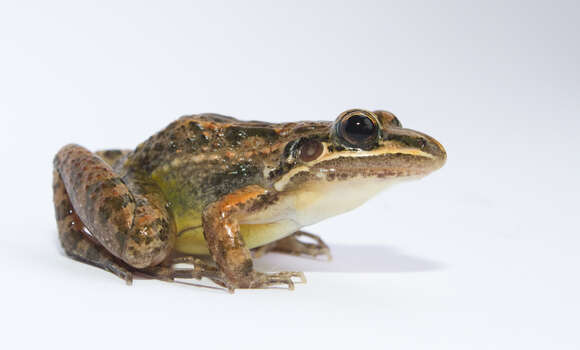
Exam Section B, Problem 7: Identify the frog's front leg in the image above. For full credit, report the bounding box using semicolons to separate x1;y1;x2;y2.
202;185;306;290
53;144;175;271
253;231;332;260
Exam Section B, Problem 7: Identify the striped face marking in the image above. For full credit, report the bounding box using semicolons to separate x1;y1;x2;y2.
273;140;441;192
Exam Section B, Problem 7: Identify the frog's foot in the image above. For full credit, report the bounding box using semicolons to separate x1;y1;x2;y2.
143;256;229;288
144;257;304;292
243;271;306;291
253;231;332;261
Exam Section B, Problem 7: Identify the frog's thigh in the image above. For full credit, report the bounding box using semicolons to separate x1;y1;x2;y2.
53;170;133;283
53;144;175;269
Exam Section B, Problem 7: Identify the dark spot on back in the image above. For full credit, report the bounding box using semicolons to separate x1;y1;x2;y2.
189;121;203;132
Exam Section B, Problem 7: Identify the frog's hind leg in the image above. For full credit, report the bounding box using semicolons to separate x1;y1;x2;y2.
53;170;134;284
253;231;332;260
142;256;231;290
53;144;175;272
54;170;222;287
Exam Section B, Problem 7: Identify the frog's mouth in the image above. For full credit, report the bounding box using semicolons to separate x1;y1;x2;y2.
274;128;446;191
274;151;444;192
310;151;445;179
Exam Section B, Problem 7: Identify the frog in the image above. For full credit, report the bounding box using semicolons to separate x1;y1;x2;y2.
52;109;446;291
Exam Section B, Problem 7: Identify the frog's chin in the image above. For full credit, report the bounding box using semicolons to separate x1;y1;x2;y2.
290;175;416;228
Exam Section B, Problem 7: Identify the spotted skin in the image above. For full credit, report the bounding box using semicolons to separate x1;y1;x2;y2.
53;170;133;283
52;109;446;291
126;114;332;210
53;144;174;269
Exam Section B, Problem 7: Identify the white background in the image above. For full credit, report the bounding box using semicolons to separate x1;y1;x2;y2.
1;1;579;349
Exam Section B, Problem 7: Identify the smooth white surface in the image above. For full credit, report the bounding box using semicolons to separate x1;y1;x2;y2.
1;1;579;349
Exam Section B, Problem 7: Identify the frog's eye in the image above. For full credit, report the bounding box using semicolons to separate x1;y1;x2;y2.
298;139;323;162
337;111;380;149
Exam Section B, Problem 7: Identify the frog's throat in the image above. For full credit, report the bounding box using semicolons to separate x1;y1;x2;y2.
288;176;406;228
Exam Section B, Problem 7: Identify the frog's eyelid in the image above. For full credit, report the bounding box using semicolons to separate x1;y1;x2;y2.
372;110;402;128
391;116;402;128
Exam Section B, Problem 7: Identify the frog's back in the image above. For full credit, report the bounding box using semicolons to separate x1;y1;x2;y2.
124;114;289;210
126;113;273;172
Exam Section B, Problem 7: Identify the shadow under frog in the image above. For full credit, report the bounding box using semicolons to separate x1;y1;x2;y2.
254;244;443;273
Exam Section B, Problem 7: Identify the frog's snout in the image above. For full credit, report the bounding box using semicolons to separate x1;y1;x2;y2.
423;133;447;167
385;127;446;160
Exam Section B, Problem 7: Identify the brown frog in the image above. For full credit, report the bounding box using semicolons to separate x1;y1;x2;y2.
53;109;446;291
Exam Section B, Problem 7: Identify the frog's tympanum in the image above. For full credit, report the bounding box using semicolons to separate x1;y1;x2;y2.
53;109;446;291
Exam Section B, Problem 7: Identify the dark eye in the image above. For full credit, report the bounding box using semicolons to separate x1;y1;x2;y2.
298;139;323;162
338;113;379;149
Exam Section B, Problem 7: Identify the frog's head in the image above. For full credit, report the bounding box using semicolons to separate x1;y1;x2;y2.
273;108;446;190
270;109;446;225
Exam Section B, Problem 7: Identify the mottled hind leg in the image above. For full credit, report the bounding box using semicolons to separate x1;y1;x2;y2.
53;171;134;284
253;231;332;260
54;144;175;270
